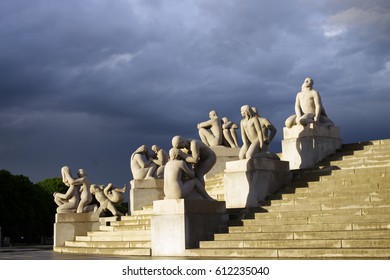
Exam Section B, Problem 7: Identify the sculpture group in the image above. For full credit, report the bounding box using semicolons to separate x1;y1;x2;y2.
55;77;336;215
54;166;126;216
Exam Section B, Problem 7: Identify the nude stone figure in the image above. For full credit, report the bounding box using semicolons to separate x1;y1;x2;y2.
171;135;216;188
252;107;277;153
150;144;169;177
53;166;80;213
197;110;223;147
130;144;160;179
90;183;126;216
285;77;334;128
221;117;239;148
163;148;214;200
54;166;96;213
239;105;264;160
75;169;95;213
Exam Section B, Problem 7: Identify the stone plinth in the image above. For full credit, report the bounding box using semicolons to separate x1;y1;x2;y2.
53;212;100;248
206;146;240;179
151;199;228;256
224;158;290;209
129;179;164;213
282;124;342;169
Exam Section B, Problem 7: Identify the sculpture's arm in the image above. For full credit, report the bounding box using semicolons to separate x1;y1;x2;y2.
197;119;213;129
240;120;249;146
267;123;277;143
185;141;200;164
55;185;76;200
181;161;195;178
294;94;302;119
253;118;264;149
313;91;322;122
222;120;232;129
135;154;150;168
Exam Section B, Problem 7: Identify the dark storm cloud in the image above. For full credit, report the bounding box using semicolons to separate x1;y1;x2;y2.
0;0;389;186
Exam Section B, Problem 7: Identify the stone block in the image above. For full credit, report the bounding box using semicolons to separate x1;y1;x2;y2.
53;212;100;248
151;199;228;256
129;179;164;213
206;146;240;179
224;158;291;209
282;124;342;169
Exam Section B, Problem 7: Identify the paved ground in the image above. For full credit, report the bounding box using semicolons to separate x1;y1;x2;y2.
0;245;154;260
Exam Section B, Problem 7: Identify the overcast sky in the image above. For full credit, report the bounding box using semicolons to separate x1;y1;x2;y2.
1;0;389;188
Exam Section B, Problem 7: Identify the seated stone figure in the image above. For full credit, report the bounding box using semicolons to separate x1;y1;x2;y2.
150;144;169;177
53;166;81;213
163;148;214;200
90;183;126;216
130;144;161;179
171;135;216;188
197;110;223;147
252;107;277;153
239;105;264;160
221;117;239;148
285;77;334;128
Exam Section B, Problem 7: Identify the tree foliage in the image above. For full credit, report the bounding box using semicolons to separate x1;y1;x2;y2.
0;170;66;244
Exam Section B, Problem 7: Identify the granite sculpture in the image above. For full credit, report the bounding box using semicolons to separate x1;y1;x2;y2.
90;183;126;216
285;77;334;128
163;148;214;200
221;117;239;148
197;110;223;147
238;105;264;160
130;144;162;179
150;144;169;176
54;166;96;214
171;135;216;188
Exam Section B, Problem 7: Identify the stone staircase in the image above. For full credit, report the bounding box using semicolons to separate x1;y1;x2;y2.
54;208;153;256
205;172;225;201
186;139;390;259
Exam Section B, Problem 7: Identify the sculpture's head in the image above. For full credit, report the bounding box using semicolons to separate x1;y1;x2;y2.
77;168;87;178
251;107;259;116
222;117;228;123
302;77;313;89
240;105;255;118
151;145;159;153
209;110;217;119
172;135;183;148
169;148;180;160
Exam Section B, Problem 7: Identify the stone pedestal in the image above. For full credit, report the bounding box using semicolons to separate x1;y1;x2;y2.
129;179;164;213
53;212;100;248
151;199;228;256
224;158;290;209
206;146;240;179
282;124;342;170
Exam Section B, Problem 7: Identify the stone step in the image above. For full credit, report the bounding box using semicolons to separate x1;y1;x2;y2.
99;224;151;231
254;207;390;219
244;213;390;226
75;230;151;242
291;178;390;190
185;248;390;259
262;201;390;213
65;240;151;248
270;189;390;203
292;169;390;184
268;194;390;207
228;221;390;233
199;238;390;249
109;219;151;227
54;246;151;256
213;230;390;241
